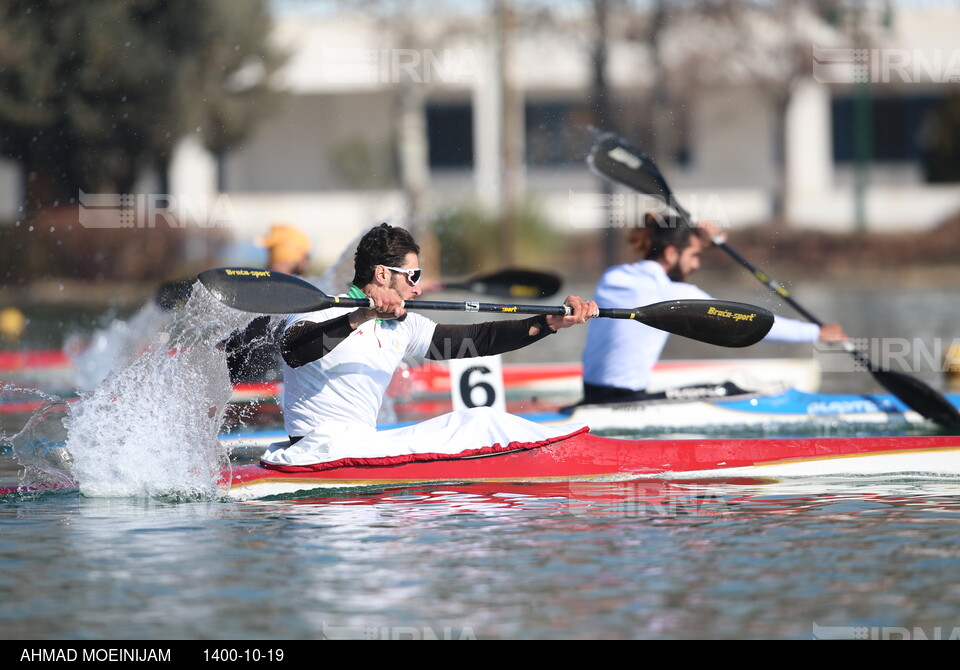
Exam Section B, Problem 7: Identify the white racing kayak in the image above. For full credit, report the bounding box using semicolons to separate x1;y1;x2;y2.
538;388;960;435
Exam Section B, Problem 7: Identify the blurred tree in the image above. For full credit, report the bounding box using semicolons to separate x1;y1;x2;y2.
0;0;284;213
432;201;560;276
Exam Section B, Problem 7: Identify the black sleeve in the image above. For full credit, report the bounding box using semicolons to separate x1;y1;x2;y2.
426;315;555;361
222;316;282;383
281;314;354;368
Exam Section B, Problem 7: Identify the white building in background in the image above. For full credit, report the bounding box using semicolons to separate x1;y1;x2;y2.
784;4;960;232
3;3;958;267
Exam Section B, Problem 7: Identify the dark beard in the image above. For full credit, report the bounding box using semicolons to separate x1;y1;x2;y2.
389;274;409;321
666;261;685;282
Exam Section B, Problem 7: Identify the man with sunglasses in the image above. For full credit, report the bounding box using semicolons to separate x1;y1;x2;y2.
261;222;597;467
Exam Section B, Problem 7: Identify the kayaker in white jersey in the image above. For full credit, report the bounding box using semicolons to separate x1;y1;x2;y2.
261;222;598;468
581;213;847;405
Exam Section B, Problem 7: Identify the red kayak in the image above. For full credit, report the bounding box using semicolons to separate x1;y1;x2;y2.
224;429;960;500
5;429;958;501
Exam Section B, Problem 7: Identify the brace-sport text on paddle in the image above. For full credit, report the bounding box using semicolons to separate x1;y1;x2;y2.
707;307;757;322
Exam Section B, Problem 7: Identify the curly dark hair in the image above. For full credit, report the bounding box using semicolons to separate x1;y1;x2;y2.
352;222;421;287
643;212;702;261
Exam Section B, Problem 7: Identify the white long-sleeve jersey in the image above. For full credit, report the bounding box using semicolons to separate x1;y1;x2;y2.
582;260;820;391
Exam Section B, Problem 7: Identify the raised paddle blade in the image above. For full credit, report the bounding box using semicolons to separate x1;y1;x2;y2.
443;268;563;299
198;268;335;314
627;300;774;348
588;132;675;203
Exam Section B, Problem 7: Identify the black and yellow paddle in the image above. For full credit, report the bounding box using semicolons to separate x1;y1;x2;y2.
587;129;960;430
198;267;775;349
155;267;562;312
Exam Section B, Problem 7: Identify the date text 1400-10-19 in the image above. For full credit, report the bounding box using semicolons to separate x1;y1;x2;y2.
204;648;285;662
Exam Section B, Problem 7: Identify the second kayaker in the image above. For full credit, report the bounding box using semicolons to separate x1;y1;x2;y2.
580;213;848;405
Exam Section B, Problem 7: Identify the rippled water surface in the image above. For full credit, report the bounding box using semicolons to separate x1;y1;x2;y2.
5;474;960;640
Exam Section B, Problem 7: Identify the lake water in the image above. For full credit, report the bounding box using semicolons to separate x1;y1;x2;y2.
2;278;960;642
5;474;960;641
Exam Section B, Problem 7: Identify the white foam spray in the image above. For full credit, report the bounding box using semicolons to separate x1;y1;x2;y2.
65;301;175;391
5;390;77;490
57;283;252;499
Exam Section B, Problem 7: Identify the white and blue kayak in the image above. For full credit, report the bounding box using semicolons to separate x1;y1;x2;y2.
538;387;960;435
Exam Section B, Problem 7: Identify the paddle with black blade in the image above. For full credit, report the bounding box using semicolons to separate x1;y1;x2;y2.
439;268;562;299
586;129;960;430
154;267;561;311
198;267;775;348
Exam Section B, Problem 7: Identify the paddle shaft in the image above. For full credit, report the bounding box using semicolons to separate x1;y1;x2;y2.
198;267;774;347
711;237;820;324
711;237;887;370
314;296;646;320
665;198;819;319
675;199;884;368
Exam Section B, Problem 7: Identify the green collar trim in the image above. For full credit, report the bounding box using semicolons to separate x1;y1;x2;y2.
347;284;381;324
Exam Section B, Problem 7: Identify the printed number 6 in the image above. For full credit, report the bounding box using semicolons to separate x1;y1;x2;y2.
459;365;496;408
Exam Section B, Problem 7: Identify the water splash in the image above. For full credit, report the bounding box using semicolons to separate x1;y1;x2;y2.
13;283;253;499
0;382;68;415
7;399;77;490
10;234;398;498
61;236;356;394
65;301;175;391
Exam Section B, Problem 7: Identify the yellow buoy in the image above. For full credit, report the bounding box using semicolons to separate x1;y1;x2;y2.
0;307;25;342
